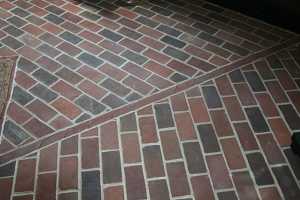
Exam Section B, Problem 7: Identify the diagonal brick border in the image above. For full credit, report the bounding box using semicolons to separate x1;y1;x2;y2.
0;36;299;166
0;56;18;144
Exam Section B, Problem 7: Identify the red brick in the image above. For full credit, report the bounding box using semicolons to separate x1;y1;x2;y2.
259;187;282;200
15;159;36;192
51;98;81;120
234;83;257;106
125;165;147;200
36;56;61;72
79;20;102;32
39;144;58;172
41;22;63;35
57;42;81;56
79;41;104;55
221;138;246;170
147;74;173;89
234;122;259;151
22;24;44;36
7;102;31;124
223;96;245;121
100;121;119;150
116;7;137;19
123;76;153;95
29;6;48;16
265;81;289;103
24;118;54;138
143;49;171;64
77;66;106;83
0;178;13;200
59;156;78;190
160;130;182;160
81;127;98;137
206;154;233;190
121;133;141;164
166;162;190;197
175;112;197;141
215;75;235;96
120;38;146;52
17;46;41;61
139;36;165;50
186;86;201;97
50;115;72;130
188;98;210;123
51;80;81;101
210;110;234;137
171;93;188;111
139;116;158;143
122;62;151;79
275;70;297;90
15;71;36;89
27;100;57;122
62;3;82;13
99;39;125;54
137;105;153;115
104;186;124;200
268;118;291;146
255;93;279;117
98;18;120;30
138;26;163;39
185;45;212;60
167;59;197;77
144;60;173;78
79;30;103;43
60;136;78;155
78;80;107;100
36;173;56;200
232;171;260;200
99;63;127;81
81;138;100;169
191;175;215;200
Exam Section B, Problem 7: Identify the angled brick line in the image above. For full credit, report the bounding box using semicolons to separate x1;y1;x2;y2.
0;36;299;166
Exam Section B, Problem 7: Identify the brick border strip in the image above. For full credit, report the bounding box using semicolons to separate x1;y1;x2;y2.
0;36;299;166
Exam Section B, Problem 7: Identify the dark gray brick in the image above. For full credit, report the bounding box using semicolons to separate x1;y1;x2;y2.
163;47;189;61
223;42;249;56
55;67;83;85
161;35;186;48
244;71;266;92
245;107;269;133
170;73;188;83
154;103;175;129
2;36;24;50
45;5;65;15
45;14;64;24
136;16;159;28
11;7;30;17
126;92;142;102
3;25;24;37
151;6;173;16
121;50;148;65
3;120;29;145
0;162;16;177
101;94;126;109
157;25;181;37
279;104;300;130
60;31;82;45
56;54;82;70
183;142;206;174
75;113;91;123
202;86;222;108
229;69;245;83
198;32;223;45
37;43;61;58
80;11;101;21
118;27;143;40
192;22;218;34
101;78;131;97
12;86;34;105
197;124;220;153
18;57;39;73
78;53;104;68
284;148;300;180
99;51;126;67
246;152;274;185
32;68;58;85
30;84;58;103
217;191;238;200
75;95;106;115
102;151;122;183
82;171;101;200
272;166;300;200
7;16;27;27
133;7;156;17
99;29;123;42
189;13;211;24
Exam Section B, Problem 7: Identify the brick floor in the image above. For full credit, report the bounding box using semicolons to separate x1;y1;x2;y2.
0;0;300;199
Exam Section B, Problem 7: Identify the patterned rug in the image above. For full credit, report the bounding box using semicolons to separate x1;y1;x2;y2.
0;58;16;142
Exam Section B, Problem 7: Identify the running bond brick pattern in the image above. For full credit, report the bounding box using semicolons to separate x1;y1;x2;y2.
0;0;300;199
0;0;297;153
